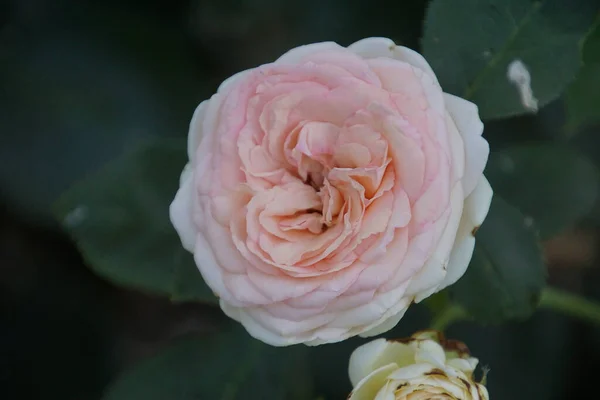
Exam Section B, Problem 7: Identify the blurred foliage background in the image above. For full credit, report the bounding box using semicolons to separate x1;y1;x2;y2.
2;0;600;399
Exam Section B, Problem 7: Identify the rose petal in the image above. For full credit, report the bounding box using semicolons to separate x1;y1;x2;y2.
413;339;447;367
174;38;493;348
404;182;464;301
444;93;488;196
275;42;345;64
437;176;493;290
169;170;196;252
347;37;438;84
349;339;416;386
187;101;208;162
349;363;399;400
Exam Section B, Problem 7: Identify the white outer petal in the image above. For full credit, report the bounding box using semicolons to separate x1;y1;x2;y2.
444;93;488;197
354;280;413;339
188;67;248;163
349;339;391;386
220;301;295;346
357;309;406;339
349;338;416;386
373;381;396;400
275;42;345;64
347;37;438;83
385;363;436;381
404;183;464;302
437;176;493;290
169;169;196;252
219;282;413;347
349;364;398;400
447;357;479;374
187;101;208;162
217;69;252;93
477;384;490;400
189;68;251;161
413;340;446;367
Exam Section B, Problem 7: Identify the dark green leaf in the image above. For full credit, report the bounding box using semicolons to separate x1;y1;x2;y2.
53;139;217;304
422;0;599;120
450;196;546;323
485;143;599;239
566;18;600;132
103;324;314;400
423;291;451;317
0;3;209;225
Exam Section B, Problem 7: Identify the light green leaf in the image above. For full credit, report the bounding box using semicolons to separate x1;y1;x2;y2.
53;139;217;304
484;143;599;239
566;17;600;132
103;325;314;400
450;196;546;323
422;0;599;120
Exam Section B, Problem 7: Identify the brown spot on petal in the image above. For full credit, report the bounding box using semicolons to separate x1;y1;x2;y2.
424;368;446;377
459;377;472;390
389;337;412;344
417;329;446;342
471;225;480;236
389;329;442;344
443;339;471;357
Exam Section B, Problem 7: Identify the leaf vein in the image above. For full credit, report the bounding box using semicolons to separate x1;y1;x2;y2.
464;0;546;100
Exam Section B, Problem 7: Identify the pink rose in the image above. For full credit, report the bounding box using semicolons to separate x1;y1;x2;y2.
170;38;493;346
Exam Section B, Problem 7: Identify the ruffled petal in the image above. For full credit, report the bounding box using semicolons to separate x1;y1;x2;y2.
169;169;196;252
438;176;493;290
444;93;488;196
348;37;438;84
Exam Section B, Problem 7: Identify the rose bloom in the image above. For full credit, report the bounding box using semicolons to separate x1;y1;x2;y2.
348;331;489;400
170;37;492;346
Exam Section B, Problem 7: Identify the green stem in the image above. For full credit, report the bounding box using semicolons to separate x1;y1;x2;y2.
430;304;469;332
539;287;600;325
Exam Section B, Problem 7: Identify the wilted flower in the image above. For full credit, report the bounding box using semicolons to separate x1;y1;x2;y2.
348;331;489;399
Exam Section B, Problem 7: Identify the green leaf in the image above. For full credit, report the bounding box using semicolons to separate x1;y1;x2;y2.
0;3;210;225
450;196;546;323
53;139;217;304
484;143;599;239
103;325;314;400
422;0;599;120
566;17;600;132
423;290;451;317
